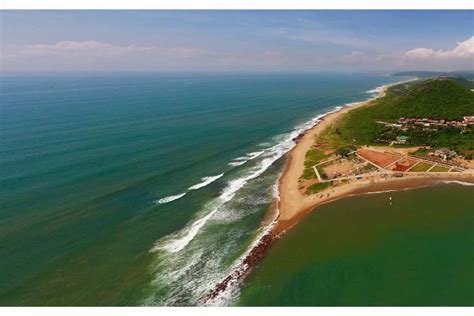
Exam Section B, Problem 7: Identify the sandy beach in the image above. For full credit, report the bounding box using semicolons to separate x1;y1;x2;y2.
273;83;474;235
274;86;388;232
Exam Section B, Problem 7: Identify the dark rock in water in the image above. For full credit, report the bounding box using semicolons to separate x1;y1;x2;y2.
292;132;306;143
202;231;275;303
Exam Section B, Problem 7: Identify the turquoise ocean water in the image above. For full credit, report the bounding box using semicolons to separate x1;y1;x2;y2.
0;72;406;305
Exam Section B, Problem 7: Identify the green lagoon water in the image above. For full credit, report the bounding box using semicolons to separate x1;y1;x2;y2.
238;184;474;306
3;72;460;306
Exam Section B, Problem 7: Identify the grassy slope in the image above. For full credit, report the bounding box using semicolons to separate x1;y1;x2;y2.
320;77;474;155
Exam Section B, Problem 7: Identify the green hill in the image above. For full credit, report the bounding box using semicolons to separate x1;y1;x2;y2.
367;77;474;121
321;77;474;156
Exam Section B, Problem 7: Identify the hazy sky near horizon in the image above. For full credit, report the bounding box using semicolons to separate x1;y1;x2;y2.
1;10;473;72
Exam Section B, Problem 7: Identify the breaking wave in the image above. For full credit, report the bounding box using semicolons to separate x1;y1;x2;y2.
345;101;363;107
204;180;282;306
242;151;265;160
365;85;384;94
228;150;265;167
228;161;246;167
154;193;187;204
188;174;224;190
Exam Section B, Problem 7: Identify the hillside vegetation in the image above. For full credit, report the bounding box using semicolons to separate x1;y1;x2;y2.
319;77;474;156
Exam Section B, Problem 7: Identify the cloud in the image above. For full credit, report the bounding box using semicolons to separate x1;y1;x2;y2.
2;36;473;73
26;41;117;52
405;48;435;59
20;41;208;58
3;40;308;72
402;36;474;70
1;41;214;72
3;40;344;72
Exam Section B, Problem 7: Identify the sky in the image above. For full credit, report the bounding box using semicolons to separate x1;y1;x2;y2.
1;10;473;72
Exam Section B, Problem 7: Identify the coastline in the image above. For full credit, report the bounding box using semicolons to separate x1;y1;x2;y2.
204;78;474;305
202;79;406;304
275;87;387;223
274;81;394;232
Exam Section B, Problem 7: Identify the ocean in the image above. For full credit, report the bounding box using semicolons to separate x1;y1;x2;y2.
0;72;409;305
238;184;474;306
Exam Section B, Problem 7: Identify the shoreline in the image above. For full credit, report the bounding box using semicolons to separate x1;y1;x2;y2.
273;174;474;236
202;79;411;304
274;81;394;230
204;77;474;305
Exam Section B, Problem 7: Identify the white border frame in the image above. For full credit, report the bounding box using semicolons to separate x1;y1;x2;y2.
2;307;474;315
1;2;473;315
1;0;474;10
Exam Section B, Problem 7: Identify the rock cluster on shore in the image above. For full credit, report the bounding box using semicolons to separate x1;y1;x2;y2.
203;231;275;303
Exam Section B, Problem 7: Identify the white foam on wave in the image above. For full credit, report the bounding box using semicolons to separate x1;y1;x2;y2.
205;220;278;306
247;151;265;159
228;161;247;167
441;180;474;186
345;101;363;107
365;77;418;95
205;180;282;306
233;157;248;162
233;150;265;161
367;80;402;94
154;193;187;204
188;174;224;190
365;85;384;94
228;151;265;167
